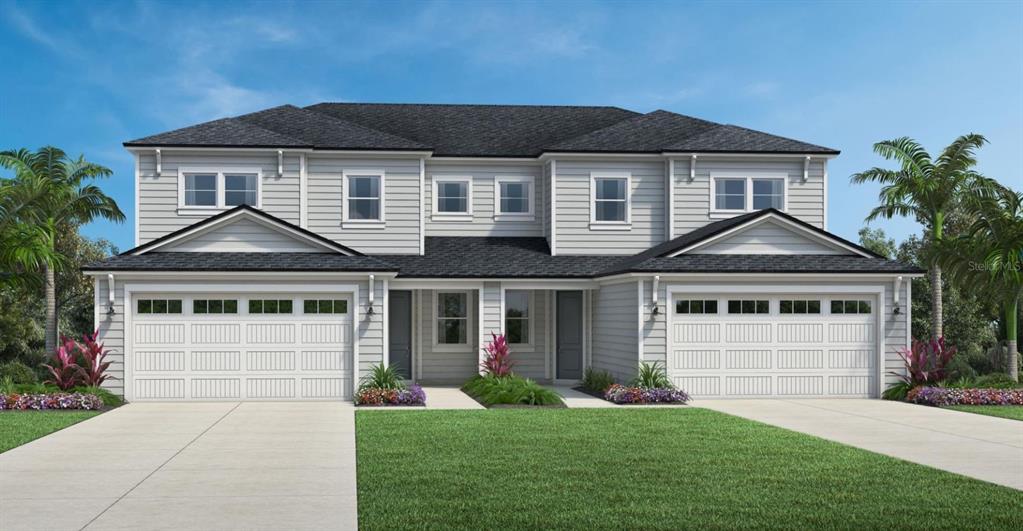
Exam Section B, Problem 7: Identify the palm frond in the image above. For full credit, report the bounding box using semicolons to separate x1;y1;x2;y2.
935;133;986;173
872;137;934;177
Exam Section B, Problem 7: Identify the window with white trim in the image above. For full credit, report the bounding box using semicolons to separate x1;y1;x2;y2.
675;299;718;314
432;176;472;218
752;178;785;209
727;299;770;314
591;173;630;224
344;172;384;223
831;299;872;314
714;178;745;210
494;176;533;218
711;174;787;213
436;291;469;345
780;299;821;314
180;168;261;209
137;299;182;314
504;290;530;344
193;299;238;314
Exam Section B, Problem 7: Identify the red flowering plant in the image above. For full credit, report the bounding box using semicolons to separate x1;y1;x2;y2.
893;337;957;387
77;329;113;388
42;337;86;391
480;332;514;377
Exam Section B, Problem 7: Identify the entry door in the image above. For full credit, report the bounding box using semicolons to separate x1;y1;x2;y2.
556;291;584;380
389;290;413;379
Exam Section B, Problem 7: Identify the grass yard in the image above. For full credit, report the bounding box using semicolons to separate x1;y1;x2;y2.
946;405;1023;421
0;411;100;453
356;408;1023;530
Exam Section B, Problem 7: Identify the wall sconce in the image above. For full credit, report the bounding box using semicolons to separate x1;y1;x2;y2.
650;275;661;318
367;274;375;316
106;273;116;316
366;304;375;316
893;303;901;315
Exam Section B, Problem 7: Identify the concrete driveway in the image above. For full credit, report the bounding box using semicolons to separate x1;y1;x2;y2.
0;402;357;531
697;399;1023;490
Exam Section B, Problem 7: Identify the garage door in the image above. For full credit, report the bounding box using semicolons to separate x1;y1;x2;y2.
668;294;877;398
129;293;353;401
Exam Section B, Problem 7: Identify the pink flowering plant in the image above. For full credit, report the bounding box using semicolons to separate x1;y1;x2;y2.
77;330;113;388
0;392;103;411
480;332;514;377
43;337;86;391
907;386;1023;407
893;337;957;387
604;384;690;405
41;330;116;391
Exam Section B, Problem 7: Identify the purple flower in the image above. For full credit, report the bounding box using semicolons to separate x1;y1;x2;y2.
603;384;690;404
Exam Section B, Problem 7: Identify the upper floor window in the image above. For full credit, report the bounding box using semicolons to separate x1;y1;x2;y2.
591;172;631;227
433;176;472;219
494;176;534;219
179;168;261;210
711;174;787;214
343;171;385;225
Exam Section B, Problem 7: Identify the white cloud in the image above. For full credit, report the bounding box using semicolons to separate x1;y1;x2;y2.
4;2;71;54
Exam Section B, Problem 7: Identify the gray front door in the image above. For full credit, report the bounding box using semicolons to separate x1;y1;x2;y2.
389;290;413;379
556;291;584;380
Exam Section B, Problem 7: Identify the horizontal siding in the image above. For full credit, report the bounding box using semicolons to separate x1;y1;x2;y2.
425;162;543;237
166;217;327;252
674;157;825;235
306;155;420;254
591;281;639;382
555;160;666;255
692;220;844;255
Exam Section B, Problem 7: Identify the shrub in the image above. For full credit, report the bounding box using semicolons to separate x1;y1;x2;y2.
972;373;1023;389
582;368;615;393
359;363;406;391
72;386;124;407
0;392;104;410
462;375;562;406
42;338;85;391
0;360;37;385
892;337;956;387
604;384;690;405
907;386;1023;407
882;381;913;401
77;330;113;388
631;362;673;389
945;353;977;382
480;333;514;377
355;385;426;406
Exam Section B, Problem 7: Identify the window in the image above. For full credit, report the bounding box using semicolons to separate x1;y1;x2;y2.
831;299;872;314
505;291;530;344
436;292;469;345
711;174;787;213
137;299;182;314
179;168;261;210
494;176;533;218
344;172;384;223
184;174;217;206
592;173;630;224
432;176;472;218
224;174;258;206
303;299;349;314
675;299;718;314
727;299;770;314
714;179;746;210
752;178;785;209
248;299;293;314
193;299;238;314
780;299;821;314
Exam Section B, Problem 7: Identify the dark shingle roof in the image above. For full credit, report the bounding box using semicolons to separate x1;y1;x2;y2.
82;253;397;272
305;103;639;157
612;255;921;275
125;103;838;156
384;237;621;278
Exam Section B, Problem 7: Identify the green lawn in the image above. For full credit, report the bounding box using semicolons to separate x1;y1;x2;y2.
0;411;100;452
356;409;1023;530
946;405;1023;421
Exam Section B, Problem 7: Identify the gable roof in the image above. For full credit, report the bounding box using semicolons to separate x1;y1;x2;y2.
124;205;363;256
124;103;838;157
82;252;396;273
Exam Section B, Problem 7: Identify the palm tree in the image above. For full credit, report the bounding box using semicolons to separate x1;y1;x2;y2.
0;147;124;352
936;187;1022;381
0;174;61;286
851;134;999;339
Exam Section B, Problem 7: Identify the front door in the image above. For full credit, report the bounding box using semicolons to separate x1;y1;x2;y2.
556;291;584;380
389;290;413;379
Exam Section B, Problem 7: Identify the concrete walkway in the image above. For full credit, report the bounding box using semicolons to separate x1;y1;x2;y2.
550;385;619;408
422;386;484;409
0;402;358;530
696;399;1023;490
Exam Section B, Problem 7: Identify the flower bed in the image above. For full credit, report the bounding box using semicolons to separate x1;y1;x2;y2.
907;387;1023;407
355;385;426;406
604;384;690;405
0;392;104;411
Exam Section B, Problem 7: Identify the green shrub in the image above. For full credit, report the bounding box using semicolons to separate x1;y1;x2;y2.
12;382;59;394
71;386;124;407
0;360;38;385
359;363;406;391
972;373;1022;389
581;368;615;393
945;353;977;382
462;375;563;406
631;362;673;389
882;381;913;401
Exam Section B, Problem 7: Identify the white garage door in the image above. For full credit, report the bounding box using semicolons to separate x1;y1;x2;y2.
129;293;353;401
669;294;877;398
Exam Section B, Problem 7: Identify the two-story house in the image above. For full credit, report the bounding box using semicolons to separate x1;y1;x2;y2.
84;103;921;402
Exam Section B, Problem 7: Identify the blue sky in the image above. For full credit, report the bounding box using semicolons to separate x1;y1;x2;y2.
2;0;1020;252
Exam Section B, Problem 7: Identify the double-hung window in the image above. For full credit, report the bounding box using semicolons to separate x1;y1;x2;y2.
436;291;470;347
343;171;384;225
504;290;531;345
179;168;260;210
591;172;630;227
711;173;787;214
494;176;533;219
432;176;472;220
